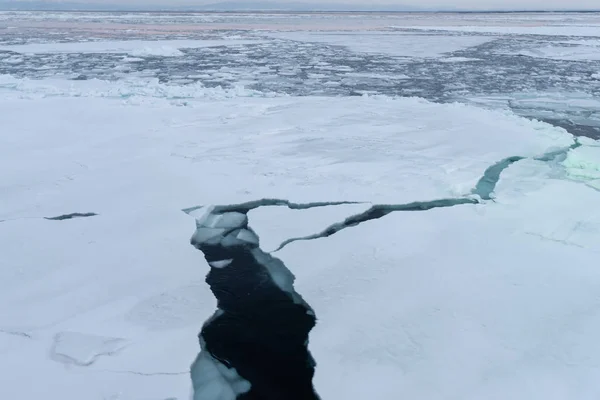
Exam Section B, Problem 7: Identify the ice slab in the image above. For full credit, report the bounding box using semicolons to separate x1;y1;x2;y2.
208;259;233;269
493;158;600;251
401;26;600;37
464;92;600;139
269;32;493;58
191;352;251;400
563;144;600;189
504;43;600;61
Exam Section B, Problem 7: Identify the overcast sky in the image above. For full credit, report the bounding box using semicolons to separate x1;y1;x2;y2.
6;0;600;10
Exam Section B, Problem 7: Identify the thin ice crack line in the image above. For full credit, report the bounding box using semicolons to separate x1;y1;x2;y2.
0;216;44;224
96;369;189;376
274;197;479;251
0;329;32;339
273;139;584;251
183;198;367;215
1;212;99;223
524;232;586;249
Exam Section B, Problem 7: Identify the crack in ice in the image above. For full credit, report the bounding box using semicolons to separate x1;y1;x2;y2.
0;329;32;339
185;205;320;400
45;212;98;221
471;156;525;201
183;136;591;399
275;138;585;250
275;197;479;251
182;198;365;215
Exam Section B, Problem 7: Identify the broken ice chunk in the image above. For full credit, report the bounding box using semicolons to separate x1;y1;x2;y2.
209;212;248;229
196;212;248;230
191;227;227;246
220;229;249;248
208;259;234;269
189;207;248;230
191;351;251;400
235;228;259;246
186;205;216;222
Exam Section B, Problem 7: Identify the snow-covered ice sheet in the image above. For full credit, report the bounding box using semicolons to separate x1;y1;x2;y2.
0;39;265;56
400;25;600;37
270;31;493;58
0;85;576;209
278;177;600;399
502;42;600;61
1;81;599;399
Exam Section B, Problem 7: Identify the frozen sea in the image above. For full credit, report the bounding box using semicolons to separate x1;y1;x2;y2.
1;11;600;400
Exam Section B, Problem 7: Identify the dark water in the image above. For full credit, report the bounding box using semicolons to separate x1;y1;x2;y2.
187;206;320;399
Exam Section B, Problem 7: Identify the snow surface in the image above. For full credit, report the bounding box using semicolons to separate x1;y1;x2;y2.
51;331;129;367
1;72;600;400
270;32;493;58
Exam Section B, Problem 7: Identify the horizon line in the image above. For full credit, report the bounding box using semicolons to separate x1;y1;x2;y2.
1;8;599;13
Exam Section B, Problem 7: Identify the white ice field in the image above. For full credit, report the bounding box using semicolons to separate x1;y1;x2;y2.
1;11;600;400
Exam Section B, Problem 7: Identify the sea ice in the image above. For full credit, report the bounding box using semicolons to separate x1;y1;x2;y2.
1;76;599;400
0;39;265;56
269;32;492;58
130;46;184;57
505;44;600;61
0;75;271;101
